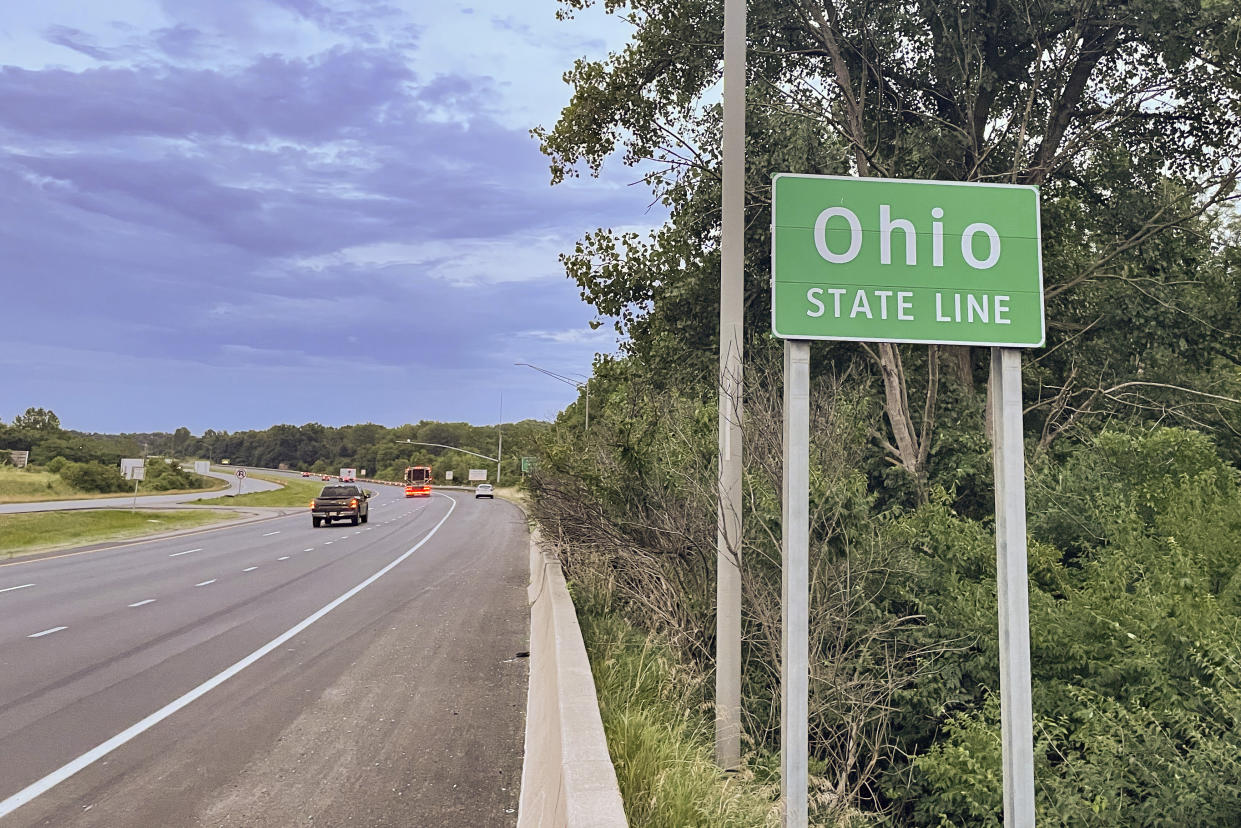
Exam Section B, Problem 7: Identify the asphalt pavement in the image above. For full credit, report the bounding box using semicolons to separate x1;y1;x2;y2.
0;485;529;826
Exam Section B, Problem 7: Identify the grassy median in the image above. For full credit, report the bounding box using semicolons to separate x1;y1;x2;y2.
191;471;375;508
0;509;238;558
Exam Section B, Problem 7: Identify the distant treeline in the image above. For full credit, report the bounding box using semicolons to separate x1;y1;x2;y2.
0;407;550;484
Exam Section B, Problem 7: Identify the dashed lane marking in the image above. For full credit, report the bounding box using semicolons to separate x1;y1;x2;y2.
1;584;35;594
169;548;203;558
128;600;156;608
194;580;216;588
28;627;67;638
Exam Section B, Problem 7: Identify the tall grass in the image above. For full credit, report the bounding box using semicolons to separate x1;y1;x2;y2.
576;589;782;827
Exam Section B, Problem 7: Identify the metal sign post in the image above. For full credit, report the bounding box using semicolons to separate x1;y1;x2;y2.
773;174;1043;826
991;348;1036;824
782;341;810;827
235;468;246;497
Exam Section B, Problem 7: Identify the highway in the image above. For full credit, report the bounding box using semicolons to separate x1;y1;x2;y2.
0;484;529;826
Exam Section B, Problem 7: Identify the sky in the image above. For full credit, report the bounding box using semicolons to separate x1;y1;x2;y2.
0;0;659;434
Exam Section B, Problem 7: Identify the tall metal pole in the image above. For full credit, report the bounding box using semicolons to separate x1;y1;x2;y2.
497;393;503;486
716;0;746;770
782;341;810;826
990;348;1036;826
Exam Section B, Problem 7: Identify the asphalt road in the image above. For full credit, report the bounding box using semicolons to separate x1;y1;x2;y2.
0;485;530;826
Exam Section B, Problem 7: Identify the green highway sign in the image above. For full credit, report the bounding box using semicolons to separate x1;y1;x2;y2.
771;174;1044;347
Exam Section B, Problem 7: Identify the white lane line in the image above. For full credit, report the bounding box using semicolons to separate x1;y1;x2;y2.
261;531;281;537
277;556;290;561
303;548;313;552
169;548;203;558
128;600;156;608
1;584;35;594
242;567;258;572
194;580;216;587
28;627;67;638
324;542;333;545
0;494;458;819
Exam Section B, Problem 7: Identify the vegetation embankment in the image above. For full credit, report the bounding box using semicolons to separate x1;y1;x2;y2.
525;0;1241;822
535;365;1241;825
0;463;223;504
0;510;238;559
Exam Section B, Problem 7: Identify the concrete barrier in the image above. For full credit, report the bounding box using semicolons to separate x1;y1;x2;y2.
518;530;627;827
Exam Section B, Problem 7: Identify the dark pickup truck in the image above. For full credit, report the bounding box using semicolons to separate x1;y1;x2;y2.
311;484;370;527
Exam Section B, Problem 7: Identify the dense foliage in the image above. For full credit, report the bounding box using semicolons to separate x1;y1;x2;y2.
528;0;1241;822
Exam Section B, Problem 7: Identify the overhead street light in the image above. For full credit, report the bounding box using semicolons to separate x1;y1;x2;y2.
515;362;590;430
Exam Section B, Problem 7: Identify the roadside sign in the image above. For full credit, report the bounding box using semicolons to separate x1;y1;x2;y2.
121;458;145;480
445;471;453;481
468;469;487;482
236;469;246;478
521;457;536;473
771;174;1043;347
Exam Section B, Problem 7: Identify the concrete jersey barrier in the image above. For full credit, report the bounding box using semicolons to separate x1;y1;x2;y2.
518;530;627;827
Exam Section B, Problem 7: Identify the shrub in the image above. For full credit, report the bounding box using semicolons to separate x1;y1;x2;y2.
59;461;128;493
45;456;68;474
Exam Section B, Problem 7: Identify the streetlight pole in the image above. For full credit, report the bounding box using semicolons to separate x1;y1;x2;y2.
514;362;590;431
717;0;746;772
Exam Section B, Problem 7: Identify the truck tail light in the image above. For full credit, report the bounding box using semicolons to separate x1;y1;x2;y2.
309;500;315;509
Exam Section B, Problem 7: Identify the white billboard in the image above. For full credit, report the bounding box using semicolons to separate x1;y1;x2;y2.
120;458;145;480
468;468;487;481
194;460;210;474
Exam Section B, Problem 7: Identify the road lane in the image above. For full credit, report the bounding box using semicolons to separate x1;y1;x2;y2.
0;488;528;826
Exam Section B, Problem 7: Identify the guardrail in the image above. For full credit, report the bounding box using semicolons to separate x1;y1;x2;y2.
519;529;627;827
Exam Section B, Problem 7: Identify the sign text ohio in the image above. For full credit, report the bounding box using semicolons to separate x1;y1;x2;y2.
771;174;1044;347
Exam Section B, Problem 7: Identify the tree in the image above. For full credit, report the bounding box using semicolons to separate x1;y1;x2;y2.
12;407;61;432
538;0;1241;498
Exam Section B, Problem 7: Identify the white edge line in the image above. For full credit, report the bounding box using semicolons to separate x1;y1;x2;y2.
128;600;156;608
0;493;457;819
0;584;35;594
27;627;67;639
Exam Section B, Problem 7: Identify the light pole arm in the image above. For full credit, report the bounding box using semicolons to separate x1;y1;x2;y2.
395;440;498;463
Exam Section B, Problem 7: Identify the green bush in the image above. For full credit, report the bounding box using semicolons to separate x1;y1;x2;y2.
141;458;211;491
45;456;68;474
59;461;128;493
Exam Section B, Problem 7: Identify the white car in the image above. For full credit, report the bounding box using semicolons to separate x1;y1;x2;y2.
474;483;494;499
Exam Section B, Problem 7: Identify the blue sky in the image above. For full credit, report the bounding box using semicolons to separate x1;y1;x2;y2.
0;0;657;433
